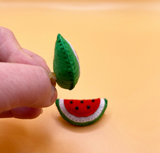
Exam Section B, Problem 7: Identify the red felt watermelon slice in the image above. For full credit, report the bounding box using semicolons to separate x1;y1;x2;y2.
56;98;108;126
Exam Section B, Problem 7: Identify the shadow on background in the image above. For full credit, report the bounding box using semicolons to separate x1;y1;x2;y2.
0;121;53;153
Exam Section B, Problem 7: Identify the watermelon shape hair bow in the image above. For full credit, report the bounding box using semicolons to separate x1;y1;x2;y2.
56;98;108;126
49;34;80;90
49;34;108;126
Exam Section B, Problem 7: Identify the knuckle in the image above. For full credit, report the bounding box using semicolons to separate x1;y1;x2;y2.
0;27;14;37
0;27;14;46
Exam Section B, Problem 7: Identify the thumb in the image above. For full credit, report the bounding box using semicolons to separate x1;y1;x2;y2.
0;63;57;113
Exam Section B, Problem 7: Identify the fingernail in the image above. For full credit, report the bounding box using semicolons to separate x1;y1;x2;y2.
41;109;43;114
50;85;57;104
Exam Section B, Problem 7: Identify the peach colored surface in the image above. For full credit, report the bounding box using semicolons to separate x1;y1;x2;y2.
1;1;160;153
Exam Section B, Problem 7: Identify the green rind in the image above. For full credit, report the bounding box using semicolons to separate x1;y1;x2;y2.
53;34;80;90
55;99;108;126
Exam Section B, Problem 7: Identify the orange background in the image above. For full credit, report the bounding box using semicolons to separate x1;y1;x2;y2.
0;1;160;152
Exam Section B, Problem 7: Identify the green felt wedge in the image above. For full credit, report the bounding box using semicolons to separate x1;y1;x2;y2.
53;34;80;90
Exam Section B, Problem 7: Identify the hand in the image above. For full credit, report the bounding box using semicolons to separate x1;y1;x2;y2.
0;27;57;119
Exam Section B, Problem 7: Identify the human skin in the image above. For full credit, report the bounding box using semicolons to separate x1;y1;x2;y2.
0;27;57;119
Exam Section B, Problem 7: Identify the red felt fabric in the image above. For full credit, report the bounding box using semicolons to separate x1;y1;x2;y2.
64;98;100;117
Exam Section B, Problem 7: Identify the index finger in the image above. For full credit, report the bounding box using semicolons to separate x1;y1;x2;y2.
0;26;50;72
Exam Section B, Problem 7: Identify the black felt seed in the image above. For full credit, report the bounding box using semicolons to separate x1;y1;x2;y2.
92;99;95;102
75;107;79;110
70;101;73;104
80;100;83;103
87;105;90;109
